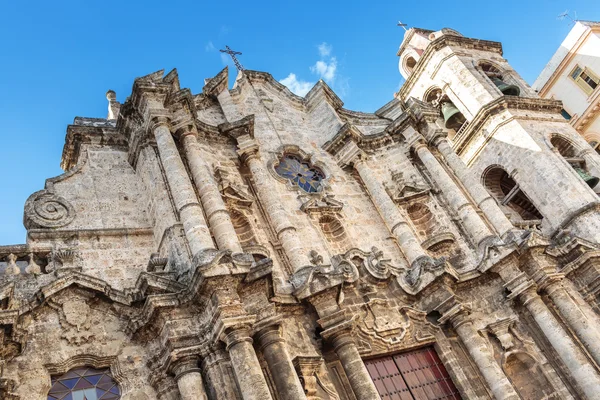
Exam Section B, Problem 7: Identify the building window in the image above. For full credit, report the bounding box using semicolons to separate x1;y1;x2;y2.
561;109;572;120
364;346;461;399
274;154;325;193
483;166;543;221
48;367;121;400
589;141;600;155
570;65;599;95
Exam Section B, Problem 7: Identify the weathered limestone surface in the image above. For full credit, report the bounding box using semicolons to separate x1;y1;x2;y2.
2;26;600;400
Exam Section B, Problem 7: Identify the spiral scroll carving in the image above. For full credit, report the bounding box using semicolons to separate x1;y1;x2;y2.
24;190;75;229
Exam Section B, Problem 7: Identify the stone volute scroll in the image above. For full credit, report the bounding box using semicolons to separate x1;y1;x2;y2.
24;190;75;229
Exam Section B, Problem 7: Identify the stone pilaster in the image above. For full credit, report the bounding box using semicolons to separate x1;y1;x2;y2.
151;117;214;256
172;356;208;400
505;274;600;398
317;310;380;400
436;296;519;400
226;126;309;271
180;130;243;253
223;325;273;400
352;155;427;265
201;344;242;400
255;323;307;399
435;136;515;238
414;141;496;247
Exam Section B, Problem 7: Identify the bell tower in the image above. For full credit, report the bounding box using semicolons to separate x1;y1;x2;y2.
397;27;600;242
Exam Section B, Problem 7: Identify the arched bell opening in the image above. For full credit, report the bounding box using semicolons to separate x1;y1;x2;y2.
483;166;543;221
480;62;521;96
424;87;467;138
551;135;599;190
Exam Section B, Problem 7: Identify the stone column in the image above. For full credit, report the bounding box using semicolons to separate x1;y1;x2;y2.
541;277;600;368
327;331;381;400
435;137;515;238
511;283;600;398
172;356;208;400
353;157;427;265
437;298;519;400
223;326;273;400
242;150;310;271
152;118;214;256
414;142;495;247
180;131;243;253
201;345;242;400
256;325;307;399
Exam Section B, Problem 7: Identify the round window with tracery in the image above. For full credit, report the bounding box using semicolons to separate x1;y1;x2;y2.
274;155;325;193
47;366;121;400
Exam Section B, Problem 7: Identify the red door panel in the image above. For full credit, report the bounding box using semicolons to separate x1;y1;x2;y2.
365;346;462;400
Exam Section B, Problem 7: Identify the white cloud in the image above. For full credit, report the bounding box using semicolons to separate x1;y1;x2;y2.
280;73;314;96
205;41;215;52
311;58;337;81
318;42;332;57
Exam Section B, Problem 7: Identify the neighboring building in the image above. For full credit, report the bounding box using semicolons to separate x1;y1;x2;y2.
3;26;600;400
533;20;600;152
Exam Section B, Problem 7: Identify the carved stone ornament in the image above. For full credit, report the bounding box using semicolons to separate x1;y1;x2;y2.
387;171;430;203
290;250;359;299
48;295;103;345
24;190;75;229
405;255;447;287
343;247;400;280
300;193;344;215
215;166;255;208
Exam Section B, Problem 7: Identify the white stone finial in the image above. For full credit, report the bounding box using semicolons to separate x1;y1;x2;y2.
106;90;120;120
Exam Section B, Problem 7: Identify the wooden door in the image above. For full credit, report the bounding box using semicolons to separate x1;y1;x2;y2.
364;346;461;400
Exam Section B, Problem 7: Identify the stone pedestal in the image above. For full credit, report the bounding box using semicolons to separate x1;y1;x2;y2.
256;325;307;399
172;356;208;400
436;137;515;238
437;298;519;400
353;158;427;265
152;118;214;256
181;132;242;253
329;331;380;399
414;142;494;247
223;326;273;400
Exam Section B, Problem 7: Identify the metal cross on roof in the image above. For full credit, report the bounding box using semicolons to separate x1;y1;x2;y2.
220;45;245;72
397;21;408;31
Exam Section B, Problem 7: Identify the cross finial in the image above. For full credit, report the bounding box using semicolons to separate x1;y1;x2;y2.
220;45;245;72
397;21;408;31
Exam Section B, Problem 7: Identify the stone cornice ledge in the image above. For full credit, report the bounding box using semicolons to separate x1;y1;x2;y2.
452;96;563;156
61;122;125;171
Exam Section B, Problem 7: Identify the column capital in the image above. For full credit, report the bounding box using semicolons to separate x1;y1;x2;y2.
411;140;430;153
171;355;201;380
429;130;449;148
222;325;254;351
435;295;471;328
149;114;172;132
255;324;285;351
504;272;538;301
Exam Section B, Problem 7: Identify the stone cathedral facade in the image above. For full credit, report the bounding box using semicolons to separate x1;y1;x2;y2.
3;26;600;400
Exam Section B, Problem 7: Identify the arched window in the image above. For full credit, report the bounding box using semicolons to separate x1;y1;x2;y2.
48;366;120;399
551;135;599;189
483;167;542;221
274;154;325;193
230;209;257;249
406;203;435;238
318;214;350;251
480;62;520;96
404;56;417;75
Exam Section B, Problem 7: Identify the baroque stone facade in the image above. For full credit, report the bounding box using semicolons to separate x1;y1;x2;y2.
2;26;600;399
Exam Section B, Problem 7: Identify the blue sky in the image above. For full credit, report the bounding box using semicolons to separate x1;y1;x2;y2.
0;0;599;244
